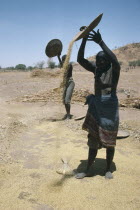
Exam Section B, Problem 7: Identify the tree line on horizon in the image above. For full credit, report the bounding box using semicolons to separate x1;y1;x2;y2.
0;59;57;71
0;59;140;71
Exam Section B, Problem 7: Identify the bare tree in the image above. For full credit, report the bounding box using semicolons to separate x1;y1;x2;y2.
47;58;55;69
36;61;45;69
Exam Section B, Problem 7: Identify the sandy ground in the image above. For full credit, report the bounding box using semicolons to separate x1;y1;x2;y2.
0;69;140;210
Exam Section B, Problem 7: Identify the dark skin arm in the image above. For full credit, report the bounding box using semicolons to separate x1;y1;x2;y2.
77;37;96;73
88;29;120;77
100;40;120;86
77;29;120;86
57;55;62;67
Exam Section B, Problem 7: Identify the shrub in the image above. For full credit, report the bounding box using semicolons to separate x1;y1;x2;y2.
129;60;140;67
15;64;26;70
136;60;140;66
47;58;55;69
7;66;15;70
27;66;34;71
36;61;45;69
119;61;123;66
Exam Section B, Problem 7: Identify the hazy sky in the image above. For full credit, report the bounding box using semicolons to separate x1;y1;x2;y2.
0;0;140;68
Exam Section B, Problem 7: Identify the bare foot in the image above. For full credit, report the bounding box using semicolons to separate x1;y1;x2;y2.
62;114;71;120
75;172;87;179
66;114;72;120
62;114;67;120
105;171;113;179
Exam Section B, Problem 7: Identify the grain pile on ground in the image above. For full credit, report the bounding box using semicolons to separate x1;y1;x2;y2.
15;88;91;103
15;88;140;109
31;68;61;78
0;43;140;210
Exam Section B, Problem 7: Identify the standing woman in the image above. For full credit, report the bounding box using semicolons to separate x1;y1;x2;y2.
76;29;120;179
45;39;75;120
59;54;75;120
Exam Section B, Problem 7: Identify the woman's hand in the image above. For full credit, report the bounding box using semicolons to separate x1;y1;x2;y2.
87;29;102;44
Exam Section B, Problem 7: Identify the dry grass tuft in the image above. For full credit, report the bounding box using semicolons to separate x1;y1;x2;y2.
15;88;91;104
30;69;61;78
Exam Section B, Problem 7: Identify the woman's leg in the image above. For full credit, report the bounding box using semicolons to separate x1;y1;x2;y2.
64;80;75;119
75;148;98;179
105;147;115;179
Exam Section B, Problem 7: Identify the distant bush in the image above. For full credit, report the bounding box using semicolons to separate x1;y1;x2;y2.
4;67;15;71
15;64;26;70
119;61;123;66
57;63;61;68
129;61;136;68
36;61;45;69
47;58;55;69
129;60;140;68
49;62;55;69
27;66;34;71
136;60;140;66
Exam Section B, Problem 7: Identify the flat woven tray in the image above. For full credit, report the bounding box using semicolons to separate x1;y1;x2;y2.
74;13;103;41
117;130;130;139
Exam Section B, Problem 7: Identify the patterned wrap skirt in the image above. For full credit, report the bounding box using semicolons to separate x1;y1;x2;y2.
62;77;75;105
82;94;119;149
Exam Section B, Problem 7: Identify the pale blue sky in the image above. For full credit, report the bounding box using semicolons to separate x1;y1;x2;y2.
0;0;140;68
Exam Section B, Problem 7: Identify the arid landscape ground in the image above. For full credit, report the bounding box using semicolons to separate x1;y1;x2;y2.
0;43;140;210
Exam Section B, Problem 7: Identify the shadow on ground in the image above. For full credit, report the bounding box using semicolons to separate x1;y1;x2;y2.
51;174;74;187
74;158;116;177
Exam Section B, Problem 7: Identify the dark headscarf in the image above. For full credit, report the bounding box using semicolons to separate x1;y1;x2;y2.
96;51;110;62
95;51;111;78
62;54;67;62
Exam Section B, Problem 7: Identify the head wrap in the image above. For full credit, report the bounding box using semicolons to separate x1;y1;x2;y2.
95;51;111;78
96;51;110;62
62;54;67;62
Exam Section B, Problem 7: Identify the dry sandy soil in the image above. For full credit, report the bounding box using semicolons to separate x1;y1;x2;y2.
0;67;140;210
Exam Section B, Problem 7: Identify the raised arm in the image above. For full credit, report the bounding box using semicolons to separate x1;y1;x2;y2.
88;29;120;73
77;38;96;73
57;51;63;68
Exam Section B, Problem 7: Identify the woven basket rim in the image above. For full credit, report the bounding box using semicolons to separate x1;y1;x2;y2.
45;39;63;57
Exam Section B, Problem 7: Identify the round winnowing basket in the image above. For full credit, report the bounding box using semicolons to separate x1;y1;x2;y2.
45;39;63;58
